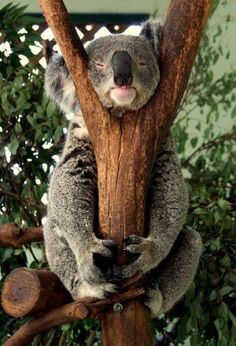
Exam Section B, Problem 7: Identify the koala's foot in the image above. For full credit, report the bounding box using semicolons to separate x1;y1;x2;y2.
72;280;118;300
145;285;163;318
119;235;161;278
76;237;120;296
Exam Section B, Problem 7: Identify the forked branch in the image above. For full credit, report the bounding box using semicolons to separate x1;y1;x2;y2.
37;1;212;346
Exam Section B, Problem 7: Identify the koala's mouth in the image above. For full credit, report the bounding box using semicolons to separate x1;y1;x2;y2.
110;86;136;106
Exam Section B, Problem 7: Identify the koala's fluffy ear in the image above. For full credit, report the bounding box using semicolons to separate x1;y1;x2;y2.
140;20;163;56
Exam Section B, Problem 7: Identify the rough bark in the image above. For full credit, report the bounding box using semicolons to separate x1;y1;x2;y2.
1;269;71;317
2;272;144;346
37;1;212;345
1;268;142;317
0;224;43;248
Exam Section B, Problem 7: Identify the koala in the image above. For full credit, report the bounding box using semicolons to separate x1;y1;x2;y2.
44;20;202;317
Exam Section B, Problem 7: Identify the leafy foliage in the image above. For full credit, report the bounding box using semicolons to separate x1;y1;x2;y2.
0;1;235;345
154;1;236;345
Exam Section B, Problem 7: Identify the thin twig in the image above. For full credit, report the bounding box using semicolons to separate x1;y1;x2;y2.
183;131;236;166
25;244;40;264
45;329;56;346
86;330;96;346
58;330;67;346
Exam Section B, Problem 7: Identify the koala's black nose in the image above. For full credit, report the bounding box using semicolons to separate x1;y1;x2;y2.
112;51;133;87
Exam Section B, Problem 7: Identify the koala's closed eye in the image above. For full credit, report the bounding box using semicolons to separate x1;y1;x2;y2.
95;62;105;69
138;61;147;67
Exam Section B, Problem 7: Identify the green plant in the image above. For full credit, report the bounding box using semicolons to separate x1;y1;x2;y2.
154;1;236;345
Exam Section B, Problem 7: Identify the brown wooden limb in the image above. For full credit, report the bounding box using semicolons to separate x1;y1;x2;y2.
39;1;212;346
1;268;142;317
3;301;89;346
38;0;110;150
1;268;71;317
152;0;213;142
3;274;144;346
0;224;43;248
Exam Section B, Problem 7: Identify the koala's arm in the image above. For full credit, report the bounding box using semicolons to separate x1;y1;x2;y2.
46;137;97;254
121;134;188;277
148;134;188;256
45;134;117;292
45;55;78;114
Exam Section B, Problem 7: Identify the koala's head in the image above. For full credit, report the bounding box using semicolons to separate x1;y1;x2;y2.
86;21;162;117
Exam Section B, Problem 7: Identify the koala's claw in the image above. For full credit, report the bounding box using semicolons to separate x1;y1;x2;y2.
123;235;142;246
144;286;163;318
104;284;119;298
101;239;118;253
92;239;118;280
123;236;143;255
95;239;117;257
77;237;118;286
120;235;161;278
123;235;147;254
110;266;124;285
93;252;113;277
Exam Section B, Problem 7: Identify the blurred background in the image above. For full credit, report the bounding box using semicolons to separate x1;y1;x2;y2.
0;0;235;345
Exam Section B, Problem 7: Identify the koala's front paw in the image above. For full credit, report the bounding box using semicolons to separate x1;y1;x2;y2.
77;238;120;297
120;235;161;278
145;285;163;318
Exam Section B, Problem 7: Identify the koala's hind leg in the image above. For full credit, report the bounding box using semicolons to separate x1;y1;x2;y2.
145;229;202;317
44;229;81;299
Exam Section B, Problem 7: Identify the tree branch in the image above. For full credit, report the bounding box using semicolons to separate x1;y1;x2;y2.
2;271;144;346
1;268;142;317
0;188;33;204
0;223;43;248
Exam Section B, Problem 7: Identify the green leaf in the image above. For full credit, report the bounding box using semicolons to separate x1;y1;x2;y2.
16;92;27;109
228;310;236;328
46;101;56;118
53;127;62;144
218;199;230;210
8;135;19;155
220;286;233;297
191;137;198;148
61;324;71;331
3;248;14;260
14;123;22;133
209;290;216;301
14;75;24;87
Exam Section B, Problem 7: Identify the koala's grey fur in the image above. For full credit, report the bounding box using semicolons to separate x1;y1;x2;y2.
44;20;202;317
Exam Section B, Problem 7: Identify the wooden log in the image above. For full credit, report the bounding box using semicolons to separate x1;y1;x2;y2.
3;273;144;346
0;224;43;248
38;1;212;346
1;268;142;317
1;268;71;317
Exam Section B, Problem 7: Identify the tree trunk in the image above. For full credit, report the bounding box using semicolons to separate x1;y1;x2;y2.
39;1;212;345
